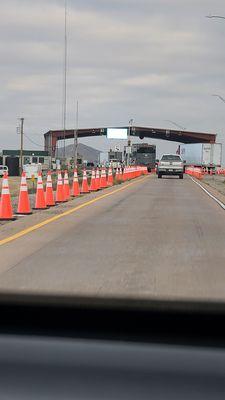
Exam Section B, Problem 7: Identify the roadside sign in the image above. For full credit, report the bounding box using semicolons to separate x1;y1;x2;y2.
125;146;132;154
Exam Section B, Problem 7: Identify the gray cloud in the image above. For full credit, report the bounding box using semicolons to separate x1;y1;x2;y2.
0;0;225;160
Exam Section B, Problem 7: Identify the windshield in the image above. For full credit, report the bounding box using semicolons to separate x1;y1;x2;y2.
0;1;224;308
161;155;182;161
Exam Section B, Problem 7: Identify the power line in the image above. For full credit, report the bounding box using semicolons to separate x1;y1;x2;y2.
165;120;186;130
24;133;43;148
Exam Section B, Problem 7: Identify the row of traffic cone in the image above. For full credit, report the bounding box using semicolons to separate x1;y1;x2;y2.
80;167;114;192
185;167;203;180
0;168;95;220
0;171;57;220
0;165;148;221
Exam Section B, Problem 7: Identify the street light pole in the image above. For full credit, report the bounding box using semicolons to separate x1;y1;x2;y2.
207;17;225;105
212;94;225;104
63;0;68;159
73;100;79;167
20;117;24;176
207;14;225;158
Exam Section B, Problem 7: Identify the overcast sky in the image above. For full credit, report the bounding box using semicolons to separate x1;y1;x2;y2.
1;0;225;159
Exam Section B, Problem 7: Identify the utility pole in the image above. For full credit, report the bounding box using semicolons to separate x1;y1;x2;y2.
20;118;24;176
127;118;133;166
73;100;79;167
63;0;68;159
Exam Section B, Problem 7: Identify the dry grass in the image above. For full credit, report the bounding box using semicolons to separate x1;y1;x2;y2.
203;174;225;196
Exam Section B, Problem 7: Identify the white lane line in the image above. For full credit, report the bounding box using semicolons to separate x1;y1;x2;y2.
190;176;225;210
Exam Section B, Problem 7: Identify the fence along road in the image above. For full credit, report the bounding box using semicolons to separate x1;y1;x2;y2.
0;175;224;300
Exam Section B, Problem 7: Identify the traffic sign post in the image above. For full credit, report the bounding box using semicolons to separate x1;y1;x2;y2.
31;174;35;194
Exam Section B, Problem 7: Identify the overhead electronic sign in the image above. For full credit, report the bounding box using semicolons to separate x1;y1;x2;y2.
107;128;128;140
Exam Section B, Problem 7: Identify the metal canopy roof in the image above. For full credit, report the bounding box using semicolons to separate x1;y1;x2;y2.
130;126;216;144
44;126;216;156
45;126;216;143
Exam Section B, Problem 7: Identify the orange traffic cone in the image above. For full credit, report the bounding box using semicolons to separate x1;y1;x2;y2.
45;171;55;207
63;170;70;200
72;169;80;197
123;167;128;181
115;168;120;181
17;172;32;215
56;171;65;203
81;169;89;193
89;168;97;191
100;167;107;188
95;168;100;190
107;167;113;186
33;172;48;209
0;173;15;220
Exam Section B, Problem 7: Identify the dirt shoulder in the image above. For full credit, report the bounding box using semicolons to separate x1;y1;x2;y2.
197;174;225;205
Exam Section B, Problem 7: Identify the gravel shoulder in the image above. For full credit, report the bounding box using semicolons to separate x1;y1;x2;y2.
200;175;225;205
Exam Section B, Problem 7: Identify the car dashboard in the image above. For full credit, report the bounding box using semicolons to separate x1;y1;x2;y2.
0;295;224;399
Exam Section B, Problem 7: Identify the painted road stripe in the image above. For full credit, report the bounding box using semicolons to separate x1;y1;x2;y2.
190;176;225;210
0;176;149;246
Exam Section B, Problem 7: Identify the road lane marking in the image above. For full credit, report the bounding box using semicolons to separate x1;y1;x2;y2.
0;176;149;246
190;177;225;210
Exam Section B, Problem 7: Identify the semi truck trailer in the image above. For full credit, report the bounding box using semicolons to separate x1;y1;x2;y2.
179;143;222;172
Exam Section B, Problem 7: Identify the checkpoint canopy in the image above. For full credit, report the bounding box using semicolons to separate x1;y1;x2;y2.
44;126;216;157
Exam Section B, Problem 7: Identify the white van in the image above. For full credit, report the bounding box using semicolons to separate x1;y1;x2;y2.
0;165;8;177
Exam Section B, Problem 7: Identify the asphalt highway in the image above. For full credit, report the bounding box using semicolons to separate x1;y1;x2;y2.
0;175;224;300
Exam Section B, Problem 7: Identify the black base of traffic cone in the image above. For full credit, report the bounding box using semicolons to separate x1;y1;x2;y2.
33;207;49;210
0;217;17;221
16;212;33;215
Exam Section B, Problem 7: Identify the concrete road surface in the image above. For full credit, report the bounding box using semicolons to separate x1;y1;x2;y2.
0;175;225;300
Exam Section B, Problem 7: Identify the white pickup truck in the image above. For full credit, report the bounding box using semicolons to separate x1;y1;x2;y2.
157;154;184;179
